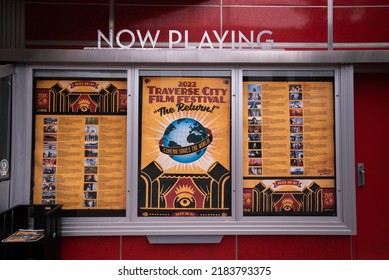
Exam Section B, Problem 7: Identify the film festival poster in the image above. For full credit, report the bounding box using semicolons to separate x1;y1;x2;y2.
242;80;336;216
138;76;232;217
33;79;127;212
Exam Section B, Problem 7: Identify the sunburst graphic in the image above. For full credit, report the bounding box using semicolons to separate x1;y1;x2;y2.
144;106;223;172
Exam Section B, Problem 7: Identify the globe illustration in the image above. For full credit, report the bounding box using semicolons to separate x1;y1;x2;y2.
161;118;210;163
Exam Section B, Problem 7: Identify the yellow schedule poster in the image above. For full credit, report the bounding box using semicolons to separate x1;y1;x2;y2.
138;76;231;217
242;80;336;216
33;79;127;214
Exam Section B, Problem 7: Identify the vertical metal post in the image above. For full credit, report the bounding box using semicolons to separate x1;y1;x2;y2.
109;0;115;47
220;0;223;36
328;0;334;50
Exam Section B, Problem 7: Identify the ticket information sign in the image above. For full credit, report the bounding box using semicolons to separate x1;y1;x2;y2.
33;79;127;215
138;75;231;217
242;77;336;216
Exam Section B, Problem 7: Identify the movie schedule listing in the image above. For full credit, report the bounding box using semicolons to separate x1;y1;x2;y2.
34;114;126;210
243;81;334;178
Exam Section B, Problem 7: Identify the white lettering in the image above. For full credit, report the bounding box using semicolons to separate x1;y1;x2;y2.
116;29;136;49
213;30;229;49
184;30;196;49
257;30;273;49
238;31;255;49
169;30;182;48
92;28;276;50
97;29;113;48
137;30;160;48
198;31;214;49
231;30;235;49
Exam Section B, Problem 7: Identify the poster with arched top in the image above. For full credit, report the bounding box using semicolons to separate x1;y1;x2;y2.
138;74;232;217
33;78;127;216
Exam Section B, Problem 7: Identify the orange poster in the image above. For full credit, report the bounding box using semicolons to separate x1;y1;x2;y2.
33;79;127;215
242;80;336;216
138;76;231;217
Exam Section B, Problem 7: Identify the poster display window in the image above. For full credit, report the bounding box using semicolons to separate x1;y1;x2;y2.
137;70;232;217
241;70;336;216
28;66;355;235
32;71;127;216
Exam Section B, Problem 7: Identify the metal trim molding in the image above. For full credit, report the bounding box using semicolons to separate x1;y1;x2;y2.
1;49;389;64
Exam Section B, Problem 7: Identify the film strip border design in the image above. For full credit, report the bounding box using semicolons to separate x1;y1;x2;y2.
289;84;304;175
83;117;99;207
247;84;263;176
42;117;58;204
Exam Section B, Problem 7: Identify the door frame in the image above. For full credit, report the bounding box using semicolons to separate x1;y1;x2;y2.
0;64;14;212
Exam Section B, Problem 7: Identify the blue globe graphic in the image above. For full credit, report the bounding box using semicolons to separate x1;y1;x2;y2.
162;118;209;163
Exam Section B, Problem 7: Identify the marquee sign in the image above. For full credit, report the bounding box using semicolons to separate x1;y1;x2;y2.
92;29;276;50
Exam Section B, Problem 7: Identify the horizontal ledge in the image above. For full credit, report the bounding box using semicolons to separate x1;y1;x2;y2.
1;49;389;64
60;220;356;236
24;40;389;49
61;228;355;236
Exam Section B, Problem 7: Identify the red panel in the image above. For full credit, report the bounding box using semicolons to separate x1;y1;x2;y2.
60;235;354;259
334;7;389;43
121;236;236;260
115;0;219;4
222;7;327;43
334;0;389;5
223;0;327;5
354;73;389;259
61;236;120;260
114;6;220;42
237;236;351;259
26;0;109;4
25;3;109;42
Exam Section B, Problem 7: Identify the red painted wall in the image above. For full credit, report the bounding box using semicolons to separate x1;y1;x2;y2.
61;235;352;260
354;73;389;259
25;0;389;50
